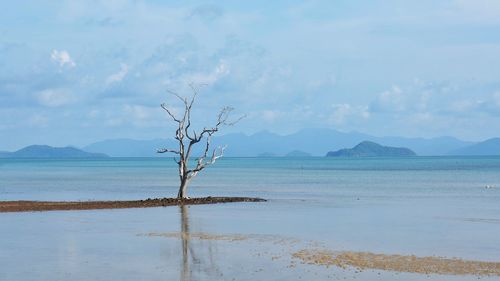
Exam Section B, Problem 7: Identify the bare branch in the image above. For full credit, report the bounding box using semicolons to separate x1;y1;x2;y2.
192;107;245;142
225;113;246;126
188;82;208;100
161;103;181;123
184;98;196;141
187;145;226;179
173;157;180;165
159;83;242;199
157;148;180;154
215;106;246;126
163;89;191;126
209;145;226;164
166;89;188;105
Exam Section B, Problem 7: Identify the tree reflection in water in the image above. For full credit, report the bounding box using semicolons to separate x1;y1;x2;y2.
179;205;221;281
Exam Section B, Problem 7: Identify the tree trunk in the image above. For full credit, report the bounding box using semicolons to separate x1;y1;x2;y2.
177;177;189;199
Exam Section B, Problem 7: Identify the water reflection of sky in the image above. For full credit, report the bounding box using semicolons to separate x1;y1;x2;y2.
1;157;500;280
1;201;500;281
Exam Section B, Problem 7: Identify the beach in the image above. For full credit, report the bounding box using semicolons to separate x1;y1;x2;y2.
1;157;500;280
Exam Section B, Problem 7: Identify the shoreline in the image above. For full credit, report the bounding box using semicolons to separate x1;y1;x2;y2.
0;197;266;213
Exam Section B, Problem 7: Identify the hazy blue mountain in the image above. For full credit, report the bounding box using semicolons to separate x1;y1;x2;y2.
83;128;474;157
84;138;177;157
371;136;472;156
285;150;312;157
0;145;108;158
327;141;416;157
257;152;279;157
216;130;287;157
447;138;500;155
210;128;470;156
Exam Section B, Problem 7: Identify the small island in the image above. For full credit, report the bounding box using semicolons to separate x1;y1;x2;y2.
326;141;416;157
0;145;108;158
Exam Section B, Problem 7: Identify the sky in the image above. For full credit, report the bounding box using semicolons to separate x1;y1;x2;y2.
1;0;500;150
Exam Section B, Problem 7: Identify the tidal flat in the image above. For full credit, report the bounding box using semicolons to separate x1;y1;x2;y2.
1;157;500;280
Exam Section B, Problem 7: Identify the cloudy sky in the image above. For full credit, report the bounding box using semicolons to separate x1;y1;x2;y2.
1;0;500;150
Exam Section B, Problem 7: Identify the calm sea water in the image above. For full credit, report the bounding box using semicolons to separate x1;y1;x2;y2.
1;157;500;281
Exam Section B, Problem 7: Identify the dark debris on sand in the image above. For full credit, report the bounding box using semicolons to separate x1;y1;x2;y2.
0;197;266;213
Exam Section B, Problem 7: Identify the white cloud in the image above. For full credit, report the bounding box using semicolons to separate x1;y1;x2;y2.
451;0;500;24
189;4;223;22
494;91;500;107
105;118;123;127
36;89;75;107
370;85;406;113
449;99;477;113
183;60;230;85
3;1;500;146
367;80;500;136
328;103;370;125
87;109;100;119
369;81;453;114
106;63;129;85
50;50;76;68
28;114;49;128
124;104;149;120
121;104;165;127
260;110;283;123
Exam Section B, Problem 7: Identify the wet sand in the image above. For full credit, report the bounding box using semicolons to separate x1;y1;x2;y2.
0;197;266;213
143;232;300;245
292;249;500;276
144;231;500;277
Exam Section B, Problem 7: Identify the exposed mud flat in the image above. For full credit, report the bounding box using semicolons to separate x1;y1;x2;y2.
292;249;500;276
437;216;500;224
143;232;300;245
0;197;266;213
139;232;500;276
142;231;500;277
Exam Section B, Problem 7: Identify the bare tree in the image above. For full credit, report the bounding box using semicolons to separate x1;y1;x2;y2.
157;84;244;199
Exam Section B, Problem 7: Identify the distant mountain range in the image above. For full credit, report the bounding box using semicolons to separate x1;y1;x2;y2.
0;145;108;158
285;150;312;157
3;129;498;158
327;141;416;157
447;138;500;156
83;128;484;157
84;138;168;157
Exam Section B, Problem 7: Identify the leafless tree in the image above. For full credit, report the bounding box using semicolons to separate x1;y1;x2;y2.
157;84;244;199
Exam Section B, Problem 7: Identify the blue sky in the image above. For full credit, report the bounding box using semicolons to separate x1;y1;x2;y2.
1;0;500;150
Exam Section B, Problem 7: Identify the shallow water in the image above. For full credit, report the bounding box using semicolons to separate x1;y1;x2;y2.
1;157;500;280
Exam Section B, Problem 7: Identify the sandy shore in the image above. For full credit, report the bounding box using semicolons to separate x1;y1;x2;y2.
0;197;266;213
292;249;500;276
143;231;500;276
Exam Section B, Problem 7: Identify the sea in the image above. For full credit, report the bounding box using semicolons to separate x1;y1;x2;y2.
1;157;500;281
